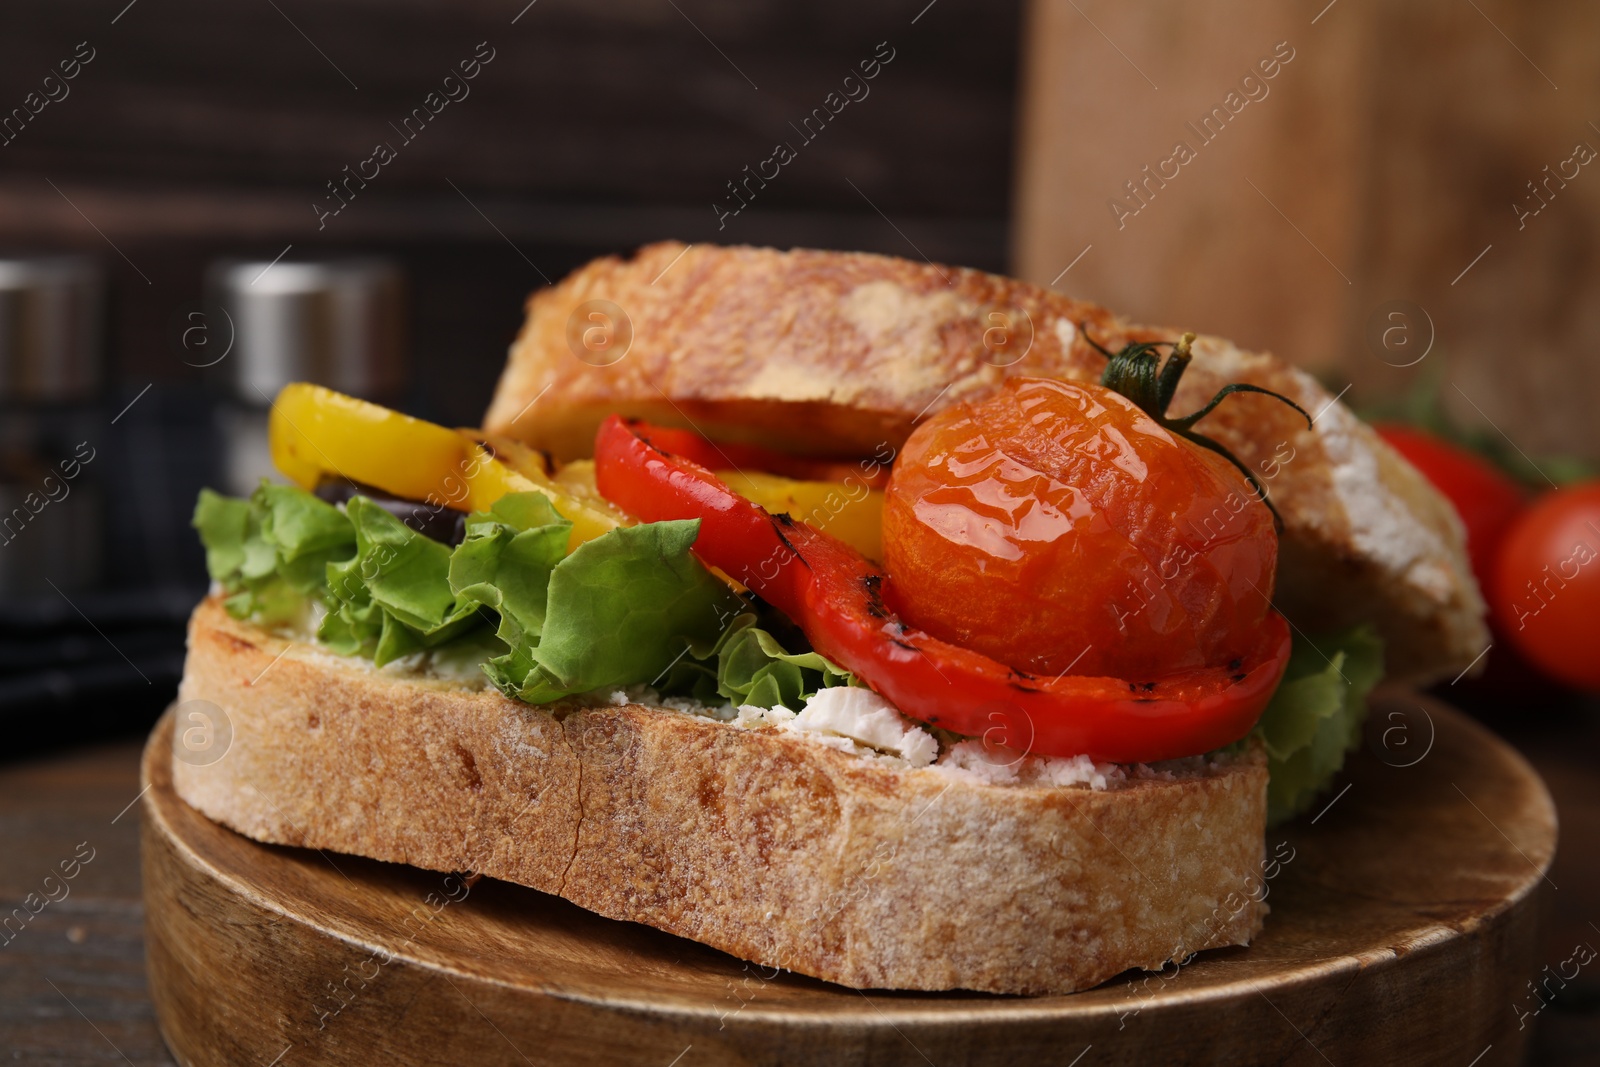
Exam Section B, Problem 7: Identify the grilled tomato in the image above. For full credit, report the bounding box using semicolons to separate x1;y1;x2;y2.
883;375;1281;681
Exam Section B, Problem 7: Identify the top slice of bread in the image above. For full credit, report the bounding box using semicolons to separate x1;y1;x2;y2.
482;242;1487;683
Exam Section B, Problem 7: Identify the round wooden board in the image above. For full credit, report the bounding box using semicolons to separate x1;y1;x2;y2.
142;692;1556;1067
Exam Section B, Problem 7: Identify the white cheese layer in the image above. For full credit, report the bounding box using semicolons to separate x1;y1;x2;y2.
789;687;940;767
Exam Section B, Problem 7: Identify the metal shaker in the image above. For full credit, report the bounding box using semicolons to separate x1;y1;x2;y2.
207;258;406;496
0;255;104;597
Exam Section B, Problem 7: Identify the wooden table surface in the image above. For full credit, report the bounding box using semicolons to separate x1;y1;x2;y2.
3;708;1597;1066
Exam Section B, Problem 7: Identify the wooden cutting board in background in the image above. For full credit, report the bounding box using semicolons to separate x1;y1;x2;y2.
1013;0;1600;463
141;693;1555;1066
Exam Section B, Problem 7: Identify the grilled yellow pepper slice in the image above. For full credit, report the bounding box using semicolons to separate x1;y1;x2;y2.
714;469;884;561
267;383;626;550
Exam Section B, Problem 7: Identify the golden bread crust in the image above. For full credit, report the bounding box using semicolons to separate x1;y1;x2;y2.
482;243;1487;681
174;599;1269;995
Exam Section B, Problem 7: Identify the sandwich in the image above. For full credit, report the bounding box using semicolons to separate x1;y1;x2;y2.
175;243;1485;995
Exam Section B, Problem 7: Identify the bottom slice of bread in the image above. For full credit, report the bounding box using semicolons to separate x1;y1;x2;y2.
173;598;1269;995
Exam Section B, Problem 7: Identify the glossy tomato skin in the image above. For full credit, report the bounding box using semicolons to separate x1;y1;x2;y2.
1490;483;1600;692
1375;424;1526;592
883;377;1277;681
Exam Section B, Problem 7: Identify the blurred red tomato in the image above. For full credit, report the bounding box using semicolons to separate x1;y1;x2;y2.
1489;484;1600;692
1376;425;1527;591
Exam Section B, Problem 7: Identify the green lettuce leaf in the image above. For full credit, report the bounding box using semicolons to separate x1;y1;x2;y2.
445;493;573;688
193;490;250;579
195;486;856;708
320;497;483;665
194;484;355;625
449;493;572;647
492;519;745;703
258;484;362;592
1254;624;1384;825
694;614;855;710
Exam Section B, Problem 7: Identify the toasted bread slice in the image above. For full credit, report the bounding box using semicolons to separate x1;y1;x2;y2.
483;243;1487;683
174;598;1269;996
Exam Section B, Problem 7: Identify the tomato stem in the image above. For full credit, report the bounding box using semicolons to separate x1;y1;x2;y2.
1079;324;1313;531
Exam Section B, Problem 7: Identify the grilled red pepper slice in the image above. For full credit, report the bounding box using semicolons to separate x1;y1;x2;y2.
594;415;1291;763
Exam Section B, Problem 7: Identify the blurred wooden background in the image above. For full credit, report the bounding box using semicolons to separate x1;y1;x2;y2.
1015;0;1600;462
0;0;1018;426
